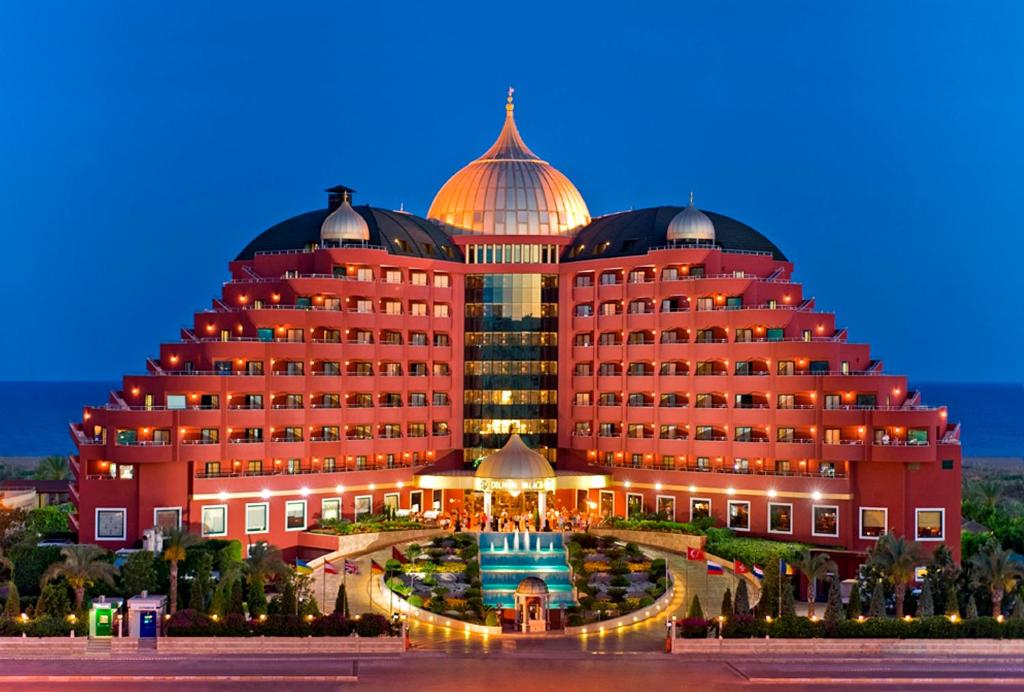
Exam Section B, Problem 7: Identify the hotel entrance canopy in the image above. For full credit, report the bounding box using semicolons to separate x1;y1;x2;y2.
416;434;609;492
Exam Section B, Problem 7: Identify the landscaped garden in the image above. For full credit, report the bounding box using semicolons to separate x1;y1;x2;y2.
0;504;397;637
384;533;486;623
309;510;427;536
565;533;668;626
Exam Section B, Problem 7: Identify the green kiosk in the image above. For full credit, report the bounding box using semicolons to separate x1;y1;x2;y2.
89;596;124;638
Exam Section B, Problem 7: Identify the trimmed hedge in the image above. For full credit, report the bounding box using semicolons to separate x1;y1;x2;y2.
0;616;87;637
715;615;1024;639
163;609;397;637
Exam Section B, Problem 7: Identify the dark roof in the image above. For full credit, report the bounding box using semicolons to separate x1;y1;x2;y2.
562;207;787;262
0;479;71;493
235;207;463;263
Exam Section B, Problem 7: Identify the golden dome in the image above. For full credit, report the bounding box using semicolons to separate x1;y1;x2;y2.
475;434;555;480
427;89;590;236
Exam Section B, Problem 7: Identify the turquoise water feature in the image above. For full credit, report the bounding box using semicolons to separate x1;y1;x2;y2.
478;531;576;608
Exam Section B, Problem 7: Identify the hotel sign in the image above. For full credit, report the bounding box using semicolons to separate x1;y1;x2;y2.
474;477;556;493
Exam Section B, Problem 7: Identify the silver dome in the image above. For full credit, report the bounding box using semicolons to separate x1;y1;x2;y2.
320;199;370;243
667;192;715;243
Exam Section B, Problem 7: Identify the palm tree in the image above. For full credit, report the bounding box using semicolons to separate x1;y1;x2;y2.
244;542;288;595
41;545;118;611
867;533;926;618
970;542;1024;616
972;480;1001;511
33;456;71;481
790;548;837;619
163;527;201;613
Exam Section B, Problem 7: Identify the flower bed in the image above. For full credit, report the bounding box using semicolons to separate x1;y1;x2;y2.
566;533;668;627
385;533;484;624
310;517;426;535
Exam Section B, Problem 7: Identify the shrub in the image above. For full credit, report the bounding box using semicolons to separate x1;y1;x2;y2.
610;575;629;588
485;610;499;627
35;583;71;617
310;612;351;636
259;614;309;637
408;595;423;608
165;609;215;637
679;616;711;638
354;613;390;637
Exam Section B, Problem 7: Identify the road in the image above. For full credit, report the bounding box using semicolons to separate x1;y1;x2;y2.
1;650;1023;690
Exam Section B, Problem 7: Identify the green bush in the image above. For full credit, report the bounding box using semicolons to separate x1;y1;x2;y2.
408;595;424;608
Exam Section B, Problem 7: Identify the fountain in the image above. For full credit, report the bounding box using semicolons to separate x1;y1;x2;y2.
478;532;574;609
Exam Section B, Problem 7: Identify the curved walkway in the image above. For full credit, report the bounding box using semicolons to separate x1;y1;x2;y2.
309;534;748;653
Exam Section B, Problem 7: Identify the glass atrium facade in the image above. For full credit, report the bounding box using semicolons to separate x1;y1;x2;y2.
463;273;558;463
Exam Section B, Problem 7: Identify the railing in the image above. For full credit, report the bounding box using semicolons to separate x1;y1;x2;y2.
115;440;171;447
591;461;848;480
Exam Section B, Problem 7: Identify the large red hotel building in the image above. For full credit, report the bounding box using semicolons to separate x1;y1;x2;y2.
71;94;962;567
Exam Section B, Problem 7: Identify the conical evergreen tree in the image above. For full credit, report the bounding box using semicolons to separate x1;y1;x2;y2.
188;579;205;612
944;583;960;616
755;566;779;618
868;581;886;618
248;577;268;616
847;582;863;619
279;577;297;616
687;594;704;619
824;577;845;626
3;582;20;618
208;582;229;616
229;578;245;615
779;576;796;618
734;579;750;615
966;594;978;619
917;581;934;617
334;582;349;617
720;588;733;617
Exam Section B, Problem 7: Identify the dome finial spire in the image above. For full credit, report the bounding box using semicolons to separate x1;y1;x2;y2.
506;85;515;114
689;191;695;207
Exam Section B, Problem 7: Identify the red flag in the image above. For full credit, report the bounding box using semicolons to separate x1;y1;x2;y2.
734;560;749;575
370;559;385;575
686;546;705;561
323;560;339;575
392;546;409;564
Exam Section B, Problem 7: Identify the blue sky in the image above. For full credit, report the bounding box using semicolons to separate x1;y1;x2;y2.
0;1;1021;386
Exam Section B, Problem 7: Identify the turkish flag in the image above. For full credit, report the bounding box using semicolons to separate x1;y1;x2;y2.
734;560;749;574
686;546;706;561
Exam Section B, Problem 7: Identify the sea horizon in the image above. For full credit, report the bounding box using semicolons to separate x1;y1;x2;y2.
0;379;1021;459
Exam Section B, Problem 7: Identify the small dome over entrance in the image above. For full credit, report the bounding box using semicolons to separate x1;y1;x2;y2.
475;434;555;480
515;577;549;596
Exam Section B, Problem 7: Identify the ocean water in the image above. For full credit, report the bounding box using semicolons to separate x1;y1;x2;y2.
0;380;1020;458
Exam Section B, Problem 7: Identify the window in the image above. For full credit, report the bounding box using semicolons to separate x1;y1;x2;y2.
813;505;839;537
916;508;944;540
908;428;929;445
942;459;954;470
599;490;615;517
575;303;593;317
201;505;228;537
690;497;711;521
626;493;643;519
824;428;841;445
409;301;427;316
95;508;126;541
285;500;307;531
860;507;888;539
824;394;842;410
354;495;373;521
777;360;795;375
656;496;675;520
245;503;269;534
153;507;181;531
574;362;593;376
434;273;450;288
410;270;427;286
384;493;400;511
321;498;341;523
728;501;750;531
768;503;793;534
433;303;450;318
